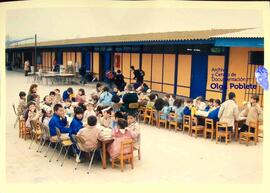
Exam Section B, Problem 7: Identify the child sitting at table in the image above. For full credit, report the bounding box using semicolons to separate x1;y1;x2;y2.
63;87;74;102
146;93;156;108
54;88;62;104
24;101;41;129
205;98;214;112
107;118;136;159
239;94;263;134
40;108;53;128
75;88;87;104
207;99;221;124
97;86;113;107
64;99;74;118
69;107;84;139
75;116;102;163
111;94;121;113
183;98;193;116
41;95;52;111
127;113;140;150
17;91;27;117
173;98;185;124
110;111;124;131
194;96;207;111
98;107;112;128
83;101;96;123
160;100;171;120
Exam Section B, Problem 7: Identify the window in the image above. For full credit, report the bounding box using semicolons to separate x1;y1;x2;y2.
249;51;264;65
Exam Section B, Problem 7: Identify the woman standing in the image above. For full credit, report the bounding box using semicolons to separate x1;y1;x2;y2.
24;60;30;76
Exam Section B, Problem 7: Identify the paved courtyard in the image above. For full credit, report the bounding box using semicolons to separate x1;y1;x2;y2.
5;71;262;184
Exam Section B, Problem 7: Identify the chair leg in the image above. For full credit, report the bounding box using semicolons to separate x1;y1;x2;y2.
61;146;70;167
44;141;52;157
14;117;19;129
56;144;64;161
216;135;218;144
112;159;115;168
39;139;47;153
36;138;43;152
74;151;82;170
29;132;35;149
138;148;141;160
49;142;58;162
120;158;124;172
87;150;96;174
131;158;134;169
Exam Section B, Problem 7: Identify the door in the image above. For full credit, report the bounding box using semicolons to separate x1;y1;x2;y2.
190;53;208;99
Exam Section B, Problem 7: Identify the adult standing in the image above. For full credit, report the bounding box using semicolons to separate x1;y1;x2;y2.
114;70;126;91
79;65;86;84
24;60;30;76
130;66;145;87
218;92;239;132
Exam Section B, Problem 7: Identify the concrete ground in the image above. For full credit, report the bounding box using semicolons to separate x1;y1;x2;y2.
5;71;262;184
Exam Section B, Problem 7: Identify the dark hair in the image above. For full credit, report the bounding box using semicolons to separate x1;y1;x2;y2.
115;111;124;119
117;70;121;73
173;98;183;108
149;93;156;101
117;118;128;129
127;113;136;118
130;66;135;70
163;100;169;107
127;84;133;91
208;98;214;103
196;96;204;102
103;86;109;92
78;88;85;96
78;103;87;112
54;104;63;112
112;95;120;103
19;91;26;98
27;101;36;108
67;87;73;94
251;94;259;102
228;92;236;100
49;91;56;96
43;95;50;102
154;98;164;111
96;83;103;91
74;106;84;115
87;115;97;126
214;99;221;106
165;94;170;98
29;84;38;94
187;98;193;104
54;88;60;93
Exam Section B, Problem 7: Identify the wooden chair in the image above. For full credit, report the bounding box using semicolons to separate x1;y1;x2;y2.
151;109;158;126
128;102;140;120
168;112;181;132
112;139;134;172
158;111;167;129
138;106;146;122
28;120;42;149
134;133;141;160
190;117;204;138
19;118;31;140
183;115;191;135
12;104;19;128
239;121;258;146
257;120;263;142
143;107;152;124
204;118;215;140
216;122;232;144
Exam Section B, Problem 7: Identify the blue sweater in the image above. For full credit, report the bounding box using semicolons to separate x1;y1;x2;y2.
49;114;69;136
207;107;220;122
175;106;185;122
183;106;191;116
69;117;83;137
62;90;70;101
98;91;113;106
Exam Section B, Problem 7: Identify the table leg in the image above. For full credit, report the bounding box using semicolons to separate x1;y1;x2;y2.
235;122;238;141
102;142;107;169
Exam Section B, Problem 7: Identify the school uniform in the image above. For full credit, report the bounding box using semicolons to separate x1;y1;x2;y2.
69;117;84;138
121;92;139;113
49;114;70;136
175;106;185;123
207;107;220;123
160;106;171;120
98;91;113;107
62;90;70;101
218;99;239;131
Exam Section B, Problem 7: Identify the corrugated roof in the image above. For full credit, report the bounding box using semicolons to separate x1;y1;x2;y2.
7;28;260;49
211;27;263;38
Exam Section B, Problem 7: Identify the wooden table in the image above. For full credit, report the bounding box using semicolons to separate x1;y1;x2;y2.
99;138;114;169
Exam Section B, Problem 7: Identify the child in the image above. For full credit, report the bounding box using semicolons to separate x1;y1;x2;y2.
207;99;221;124
64;99;74;118
205;98;214;112
17;91;27;117
24;102;40;129
111;94;121;112
160;100;171;120
98;107;112;128
40;108;53;128
183;98;193;116
173;98;185;124
127;113;140;150
63;87;75;102
107;118;136;159
41;95;52;111
239;94;263;134
83;102;96;123
75;116;102;163
169;95;176;107
194;96;207;111
54;89;62;104
110;111;124;131
98;86;113;107
146;93;156;108
76;88;87;104
69;107;84;139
